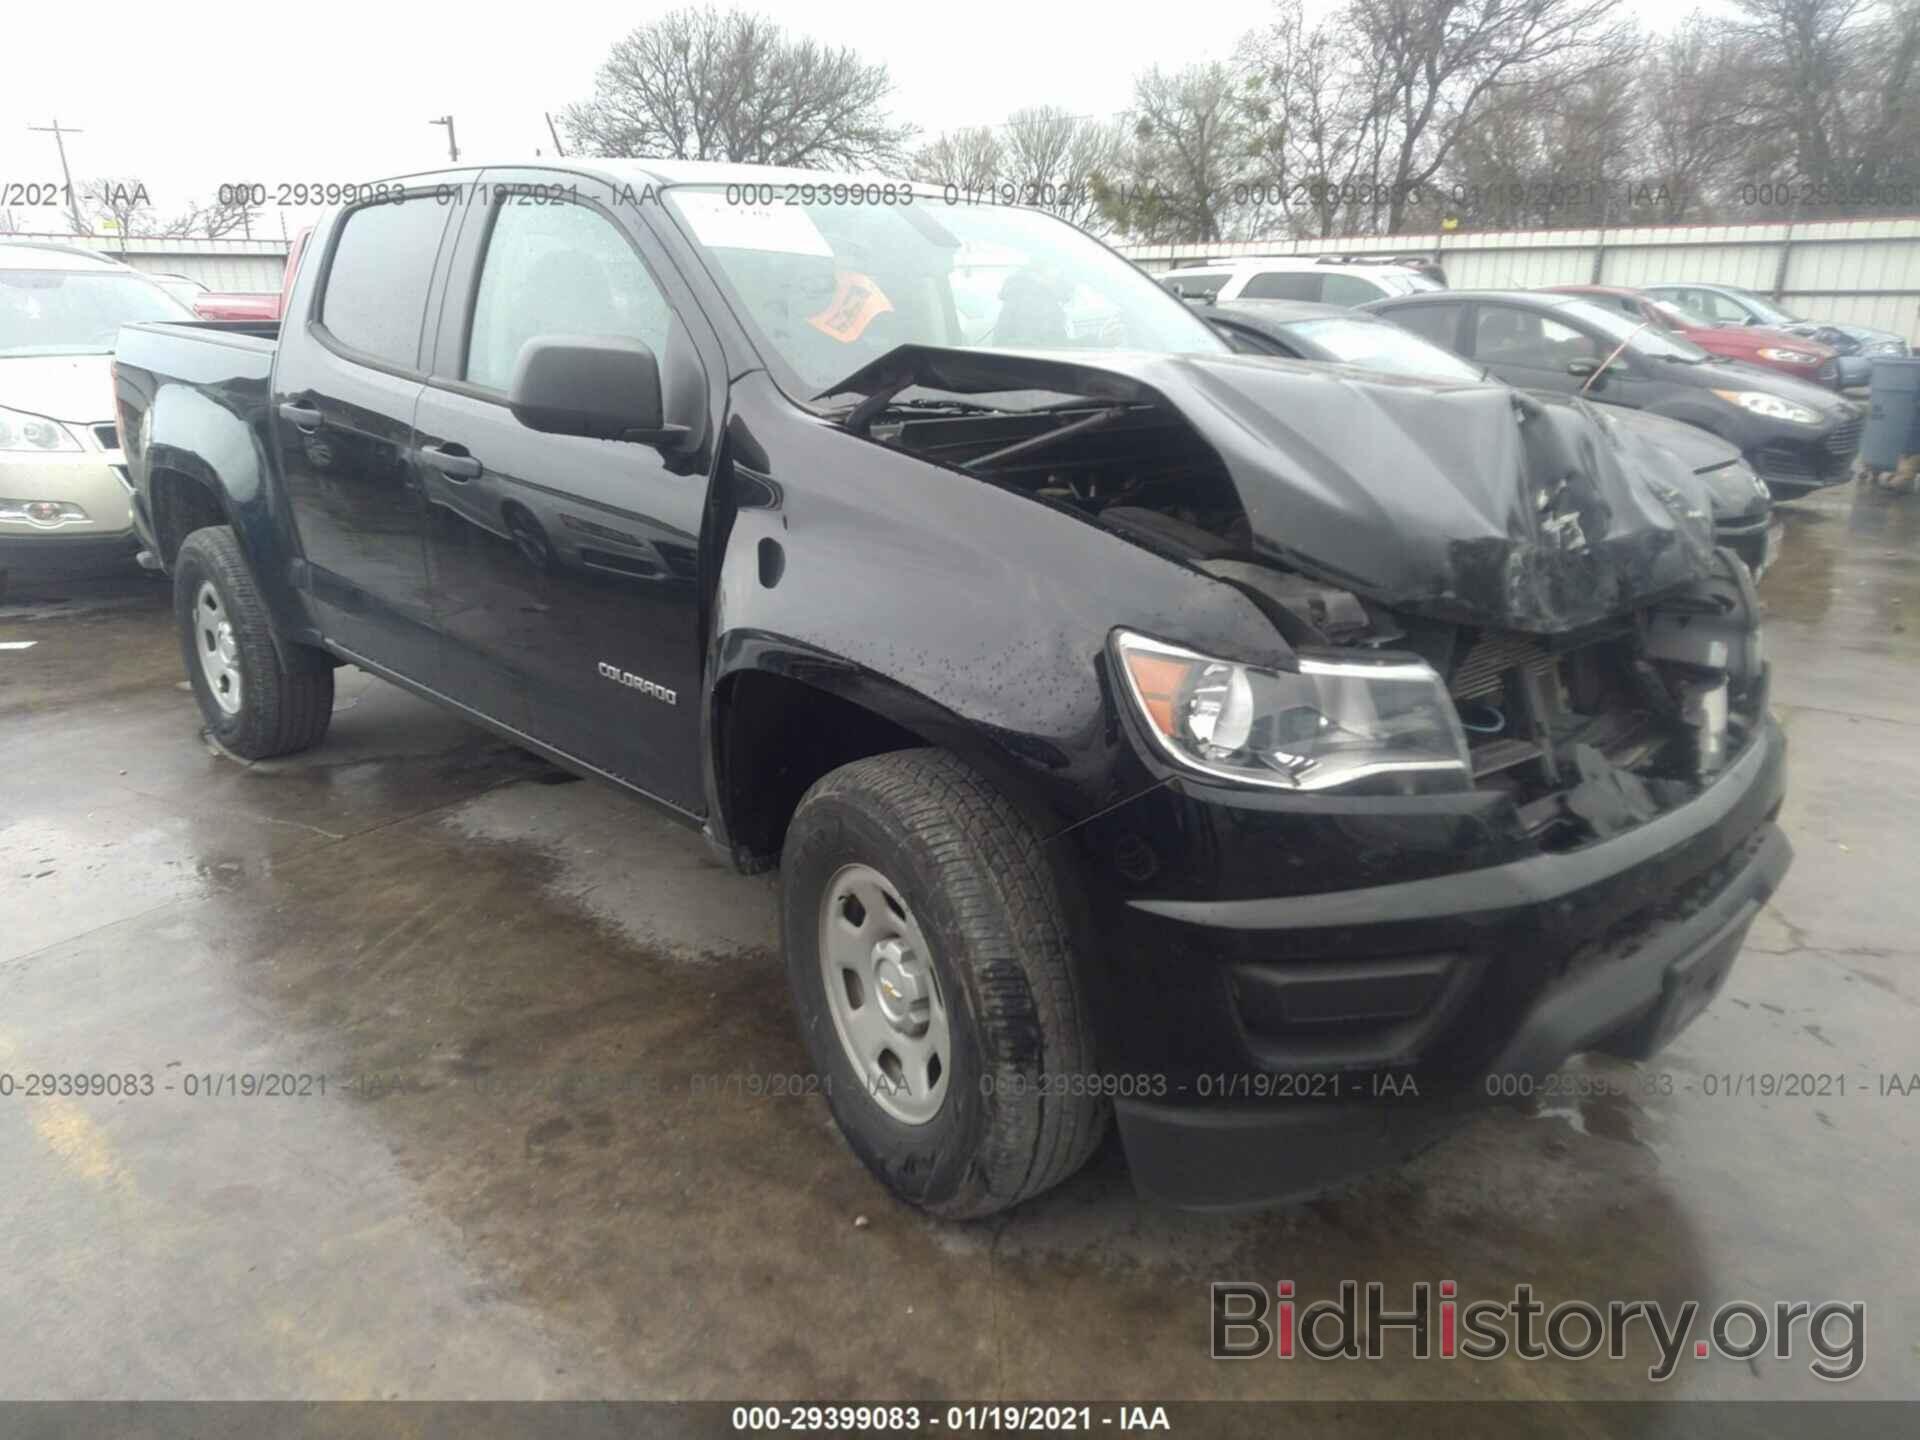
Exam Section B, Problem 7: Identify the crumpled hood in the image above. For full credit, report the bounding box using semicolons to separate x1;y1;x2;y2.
827;345;1718;633
0;353;116;424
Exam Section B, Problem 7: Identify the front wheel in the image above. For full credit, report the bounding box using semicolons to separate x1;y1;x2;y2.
174;526;334;759
781;749;1107;1218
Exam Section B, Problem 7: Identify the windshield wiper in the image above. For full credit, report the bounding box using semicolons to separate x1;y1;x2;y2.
879;398;1016;415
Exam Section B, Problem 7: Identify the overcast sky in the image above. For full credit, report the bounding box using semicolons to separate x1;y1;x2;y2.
3;0;1703;238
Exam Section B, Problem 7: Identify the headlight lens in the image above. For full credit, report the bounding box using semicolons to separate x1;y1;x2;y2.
1756;347;1819;365
1113;631;1472;794
1868;340;1907;356
0;405;82;453
1710;389;1821;425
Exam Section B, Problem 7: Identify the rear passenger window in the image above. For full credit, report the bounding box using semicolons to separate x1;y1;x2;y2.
1240;271;1320;301
1474;307;1597;369
465;202;672;391
320;199;450;369
1321;273;1384;306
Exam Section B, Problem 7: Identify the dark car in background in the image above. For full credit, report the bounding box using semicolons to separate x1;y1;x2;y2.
1548;285;1841;390
1643;282;1910;390
1205;299;1776;574
1364;289;1865;499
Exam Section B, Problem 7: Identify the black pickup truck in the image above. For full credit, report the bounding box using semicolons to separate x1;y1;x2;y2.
114;161;1791;1216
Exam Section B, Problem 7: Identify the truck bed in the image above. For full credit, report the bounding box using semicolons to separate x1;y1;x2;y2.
123;318;280;350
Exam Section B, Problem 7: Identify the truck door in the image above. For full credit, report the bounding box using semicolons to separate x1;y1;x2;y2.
411;177;717;815
275;190;463;684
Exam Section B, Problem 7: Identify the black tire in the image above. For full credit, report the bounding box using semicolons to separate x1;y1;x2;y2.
781;748;1107;1218
174;526;334;759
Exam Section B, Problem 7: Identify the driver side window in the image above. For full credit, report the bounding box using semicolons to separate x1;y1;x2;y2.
1473;307;1597;370
465;200;673;392
1692;290;1746;324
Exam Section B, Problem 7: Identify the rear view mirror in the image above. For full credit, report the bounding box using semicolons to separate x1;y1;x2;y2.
508;336;691;448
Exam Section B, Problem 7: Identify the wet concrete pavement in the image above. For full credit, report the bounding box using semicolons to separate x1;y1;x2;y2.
1;483;1916;1405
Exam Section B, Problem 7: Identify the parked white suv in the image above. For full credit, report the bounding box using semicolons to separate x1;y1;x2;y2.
1158;255;1443;306
1;241;191;573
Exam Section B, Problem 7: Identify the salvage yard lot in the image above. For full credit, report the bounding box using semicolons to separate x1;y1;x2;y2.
1;482;1917;1404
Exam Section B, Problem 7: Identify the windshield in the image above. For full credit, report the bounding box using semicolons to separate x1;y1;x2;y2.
1285;315;1484;383
1719;288;1800;325
1554;297;1712;362
0;269;192;357
664;187;1227;399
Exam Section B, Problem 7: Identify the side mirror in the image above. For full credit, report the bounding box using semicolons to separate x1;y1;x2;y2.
1567;357;1601;378
508;336;692;448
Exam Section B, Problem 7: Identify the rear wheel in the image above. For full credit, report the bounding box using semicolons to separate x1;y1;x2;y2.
174;526;333;759
781;749;1107;1218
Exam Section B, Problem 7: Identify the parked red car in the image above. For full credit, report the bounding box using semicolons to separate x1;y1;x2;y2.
184;229;312;325
190;291;280;322
1546;285;1842;390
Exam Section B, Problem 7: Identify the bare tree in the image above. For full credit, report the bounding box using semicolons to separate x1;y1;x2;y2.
1242;2;1391;238
564;7;915;169
1102;63;1262;242
1000;107;1124;235
164;192;261;240
1349;0;1641;232
1729;0;1920;203
912;126;1006;192
1638;17;1761;219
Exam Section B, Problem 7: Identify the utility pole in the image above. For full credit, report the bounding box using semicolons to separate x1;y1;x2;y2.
545;112;567;158
429;115;460;164
27;118;86;234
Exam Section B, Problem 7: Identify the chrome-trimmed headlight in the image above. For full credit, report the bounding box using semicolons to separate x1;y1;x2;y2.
1756;347;1819;366
1710;389;1821;425
0;404;82;453
1112;630;1473;794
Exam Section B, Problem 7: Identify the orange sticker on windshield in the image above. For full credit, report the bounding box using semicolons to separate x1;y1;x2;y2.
808;271;894;343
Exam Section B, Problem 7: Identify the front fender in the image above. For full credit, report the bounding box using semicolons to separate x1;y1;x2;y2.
702;374;1289;849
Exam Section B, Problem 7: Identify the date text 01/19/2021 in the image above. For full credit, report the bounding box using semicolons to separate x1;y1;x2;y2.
729;1405;1172;1431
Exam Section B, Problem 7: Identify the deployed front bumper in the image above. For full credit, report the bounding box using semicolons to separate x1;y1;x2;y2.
1058;715;1790;1210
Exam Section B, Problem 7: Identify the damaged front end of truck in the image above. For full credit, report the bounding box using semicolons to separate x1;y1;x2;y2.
822;344;1764;849
817;342;1790;1208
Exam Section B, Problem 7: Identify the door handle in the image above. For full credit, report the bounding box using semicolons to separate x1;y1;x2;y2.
419;444;482;481
278;401;323;432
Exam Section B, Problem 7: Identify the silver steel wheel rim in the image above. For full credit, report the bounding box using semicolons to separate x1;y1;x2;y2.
194;580;243;716
819;863;951;1125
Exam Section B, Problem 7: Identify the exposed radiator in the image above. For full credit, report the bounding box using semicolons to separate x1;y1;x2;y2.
1448;632;1557;700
